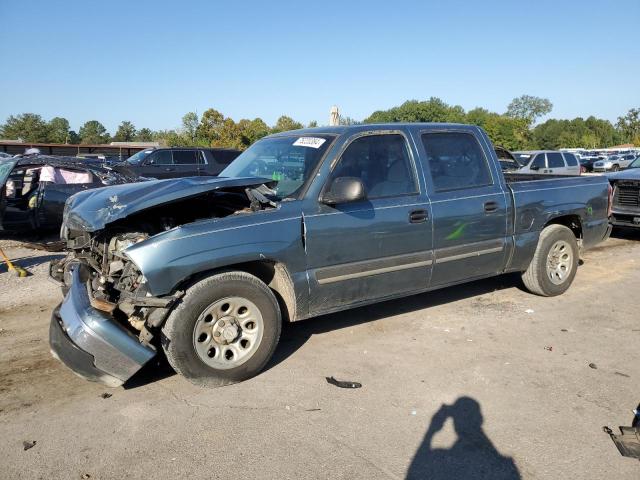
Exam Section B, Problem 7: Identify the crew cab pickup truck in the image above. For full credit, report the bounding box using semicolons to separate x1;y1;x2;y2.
49;124;612;388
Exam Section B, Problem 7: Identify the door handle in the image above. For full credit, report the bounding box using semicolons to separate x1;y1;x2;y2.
164;167;175;172
484;201;499;213
409;209;428;223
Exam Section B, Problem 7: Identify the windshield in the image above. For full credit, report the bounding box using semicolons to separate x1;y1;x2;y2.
126;149;154;165
513;153;531;165
221;134;334;199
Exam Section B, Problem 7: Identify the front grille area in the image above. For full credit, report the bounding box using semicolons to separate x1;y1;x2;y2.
614;184;640;208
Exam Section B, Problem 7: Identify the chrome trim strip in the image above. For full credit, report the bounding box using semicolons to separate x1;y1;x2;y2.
435;246;504;264
315;251;433;285
306;202;428;218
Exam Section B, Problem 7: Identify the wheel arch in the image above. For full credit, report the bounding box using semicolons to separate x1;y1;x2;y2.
544;214;582;240
176;260;298;323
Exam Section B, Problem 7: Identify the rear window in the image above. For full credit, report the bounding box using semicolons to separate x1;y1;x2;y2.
563;153;578;166
547;152;565;168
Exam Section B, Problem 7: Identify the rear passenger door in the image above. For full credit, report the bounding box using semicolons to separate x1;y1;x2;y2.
171;150;201;177
418;130;508;287
546;152;567;175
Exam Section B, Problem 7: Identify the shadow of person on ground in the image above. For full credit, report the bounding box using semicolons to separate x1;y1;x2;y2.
406;397;520;480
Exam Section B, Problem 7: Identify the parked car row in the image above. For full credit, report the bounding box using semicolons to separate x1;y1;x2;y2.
0;147;242;232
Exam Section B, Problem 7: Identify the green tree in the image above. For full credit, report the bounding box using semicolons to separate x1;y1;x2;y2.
79;120;110;144
68;130;81;144
47;117;71;143
483;115;530;150
617;108;640;143
182;112;199;143
339;116;360;125
364;98;465;123
307;120;318;128
238;118;270;147
0;113;50;142
135;128;154;142
506;95;553;125
196;108;226;145
272;115;303;133
112;121;137;142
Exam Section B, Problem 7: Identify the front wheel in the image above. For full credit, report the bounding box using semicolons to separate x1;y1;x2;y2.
161;271;282;387
611;165;620;172
522;224;579;297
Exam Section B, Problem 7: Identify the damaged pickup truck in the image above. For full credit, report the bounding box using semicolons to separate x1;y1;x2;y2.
49;124;613;387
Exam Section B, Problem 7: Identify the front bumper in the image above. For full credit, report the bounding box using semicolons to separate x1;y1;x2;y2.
49;267;156;387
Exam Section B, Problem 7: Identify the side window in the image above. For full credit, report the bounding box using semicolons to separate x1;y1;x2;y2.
547;152;565;168
563;153;578;166
173;150;199;165
530;154;546;169
331;134;417;199
151;150;173;165
421;132;492;191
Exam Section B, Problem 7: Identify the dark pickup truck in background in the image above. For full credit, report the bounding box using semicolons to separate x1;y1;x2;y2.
606;156;640;228
123;147;241;178
49;123;612;388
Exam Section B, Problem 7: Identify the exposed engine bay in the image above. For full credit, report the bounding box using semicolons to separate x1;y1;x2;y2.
51;183;278;348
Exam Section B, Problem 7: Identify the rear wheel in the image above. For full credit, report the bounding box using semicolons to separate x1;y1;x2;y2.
611;164;620;172
161;271;281;387
522;224;579;297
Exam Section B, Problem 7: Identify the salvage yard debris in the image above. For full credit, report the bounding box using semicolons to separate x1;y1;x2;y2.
22;440;36;451
325;376;362;389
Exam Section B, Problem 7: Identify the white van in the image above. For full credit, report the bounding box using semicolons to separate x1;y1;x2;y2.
514;150;581;176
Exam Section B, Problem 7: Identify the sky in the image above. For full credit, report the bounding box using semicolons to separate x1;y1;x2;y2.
0;0;638;133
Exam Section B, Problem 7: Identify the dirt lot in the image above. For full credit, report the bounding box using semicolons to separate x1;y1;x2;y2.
0;231;638;479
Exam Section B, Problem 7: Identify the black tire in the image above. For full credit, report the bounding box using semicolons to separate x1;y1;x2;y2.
161;271;281;387
612;165;620;172
521;224;579;297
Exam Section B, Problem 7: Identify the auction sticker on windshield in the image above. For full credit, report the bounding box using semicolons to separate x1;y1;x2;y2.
293;137;326;149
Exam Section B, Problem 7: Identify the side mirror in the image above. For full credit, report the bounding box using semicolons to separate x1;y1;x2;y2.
530;164;539;171
322;177;366;205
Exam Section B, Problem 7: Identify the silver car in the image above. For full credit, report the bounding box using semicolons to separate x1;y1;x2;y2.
593;154;637;172
514;150;581;176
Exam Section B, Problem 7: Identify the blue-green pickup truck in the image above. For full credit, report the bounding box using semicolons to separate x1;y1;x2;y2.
49;123;612;387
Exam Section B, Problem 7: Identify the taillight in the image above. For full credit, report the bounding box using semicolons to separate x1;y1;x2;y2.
607;183;614;217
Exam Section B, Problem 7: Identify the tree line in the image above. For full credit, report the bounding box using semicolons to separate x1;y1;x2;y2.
1;96;638;151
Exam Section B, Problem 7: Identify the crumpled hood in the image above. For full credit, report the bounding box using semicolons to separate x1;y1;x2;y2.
64;176;274;232
606;168;640;181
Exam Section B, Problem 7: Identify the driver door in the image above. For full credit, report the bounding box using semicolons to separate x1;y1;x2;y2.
303;131;433;316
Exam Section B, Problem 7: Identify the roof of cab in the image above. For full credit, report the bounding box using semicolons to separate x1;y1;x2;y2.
267;123;481;138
